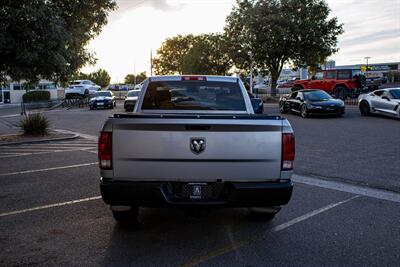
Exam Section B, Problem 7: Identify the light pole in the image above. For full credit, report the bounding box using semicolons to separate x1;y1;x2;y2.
364;56;371;74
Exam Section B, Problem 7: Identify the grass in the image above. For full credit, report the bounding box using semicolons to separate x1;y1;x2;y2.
19;113;50;136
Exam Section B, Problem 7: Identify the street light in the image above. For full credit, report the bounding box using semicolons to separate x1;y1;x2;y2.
248;51;254;94
364;56;371;74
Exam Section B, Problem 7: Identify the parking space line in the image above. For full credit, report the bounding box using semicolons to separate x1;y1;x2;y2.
292;174;400;203
181;195;359;267
0;162;97;177
0;196;102;218
0;148;98;159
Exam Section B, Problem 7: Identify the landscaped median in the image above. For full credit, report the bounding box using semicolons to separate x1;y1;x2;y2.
0;130;79;146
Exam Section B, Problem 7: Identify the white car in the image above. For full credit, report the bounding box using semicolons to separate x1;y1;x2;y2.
65;80;101;98
358;88;400;118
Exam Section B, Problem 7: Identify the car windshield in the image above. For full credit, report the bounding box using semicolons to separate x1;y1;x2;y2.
304;91;332;101
142;80;246;111
95;91;111;97
127;91;140;97
389;89;400;99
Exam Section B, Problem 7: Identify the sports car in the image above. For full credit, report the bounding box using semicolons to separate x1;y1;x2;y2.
358;88;400;118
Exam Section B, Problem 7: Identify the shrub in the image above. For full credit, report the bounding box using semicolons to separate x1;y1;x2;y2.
22;90;51;103
19;113;50;136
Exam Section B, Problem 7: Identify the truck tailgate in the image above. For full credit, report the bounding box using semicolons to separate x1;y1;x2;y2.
111;115;282;182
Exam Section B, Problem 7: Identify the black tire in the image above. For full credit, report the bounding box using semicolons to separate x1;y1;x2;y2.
279;101;288;114
112;206;139;224
89;106;94;110
114;101;116;107
333;86;348;100
84;89;89;95
359;101;371;116
248;207;280;221
300;104;308;118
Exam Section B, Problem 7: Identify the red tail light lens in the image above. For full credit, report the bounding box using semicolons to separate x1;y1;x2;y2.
282;133;295;171
98;132;112;170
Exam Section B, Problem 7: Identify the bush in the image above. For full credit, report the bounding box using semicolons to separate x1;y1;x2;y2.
19;113;50;136
22;90;51;103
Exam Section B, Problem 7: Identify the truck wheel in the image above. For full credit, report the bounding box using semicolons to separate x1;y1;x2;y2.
333;86;347;100
300;104;308;118
111;206;139;224
248;207;280;221
359;101;371;116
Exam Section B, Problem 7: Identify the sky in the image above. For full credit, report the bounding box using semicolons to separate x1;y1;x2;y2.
83;0;400;83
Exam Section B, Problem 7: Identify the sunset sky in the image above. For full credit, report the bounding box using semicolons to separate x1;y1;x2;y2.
83;0;400;82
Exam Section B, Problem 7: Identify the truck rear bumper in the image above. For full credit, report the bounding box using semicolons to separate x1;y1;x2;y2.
100;179;293;207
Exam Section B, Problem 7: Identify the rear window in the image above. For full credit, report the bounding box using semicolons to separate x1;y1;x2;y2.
142;81;246;111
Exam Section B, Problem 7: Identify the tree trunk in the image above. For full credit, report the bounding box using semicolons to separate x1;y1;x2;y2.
270;71;279;97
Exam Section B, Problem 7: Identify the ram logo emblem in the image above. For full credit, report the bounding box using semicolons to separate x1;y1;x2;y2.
190;138;206;154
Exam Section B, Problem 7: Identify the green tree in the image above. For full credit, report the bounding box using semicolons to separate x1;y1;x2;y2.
89;69;111;88
153;34;196;75
0;0;116;84
124;72;147;84
153;34;232;75
182;33;232;75
225;0;343;95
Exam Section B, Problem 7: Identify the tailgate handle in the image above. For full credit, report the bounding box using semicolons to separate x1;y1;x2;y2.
185;125;211;131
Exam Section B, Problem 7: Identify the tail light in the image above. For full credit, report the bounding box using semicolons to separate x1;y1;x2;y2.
282;133;295;171
99;132;112;170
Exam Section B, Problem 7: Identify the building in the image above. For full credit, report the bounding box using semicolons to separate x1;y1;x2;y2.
323;61;400;78
0;79;64;105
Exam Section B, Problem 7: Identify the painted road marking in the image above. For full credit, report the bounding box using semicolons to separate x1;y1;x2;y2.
0;196;102;218
293;174;400;203
0;162;97;177
181;195;360;267
0;148;97;158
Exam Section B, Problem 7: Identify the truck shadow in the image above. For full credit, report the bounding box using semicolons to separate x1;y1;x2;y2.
101;207;271;266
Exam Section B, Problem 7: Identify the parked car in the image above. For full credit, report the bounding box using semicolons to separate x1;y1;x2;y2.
358;88;400;118
98;75;295;224
292;69;373;100
248;92;264;114
134;82;144;90
277;78;299;89
65;80;101;99
124;90;141;112
279;89;345;118
89;91;116;110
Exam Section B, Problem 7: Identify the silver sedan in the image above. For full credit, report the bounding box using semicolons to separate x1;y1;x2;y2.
358;88;400;118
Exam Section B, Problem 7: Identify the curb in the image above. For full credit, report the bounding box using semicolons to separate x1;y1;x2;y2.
0;132;80;146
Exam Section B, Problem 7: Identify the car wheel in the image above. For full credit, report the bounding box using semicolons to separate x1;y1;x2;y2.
300;104;308;118
248;207;280;221
114;101;116;107
359;101;371;116
89;106;94;110
333;86;347;100
279;101;288;113
112;206;139;224
84;89;89;95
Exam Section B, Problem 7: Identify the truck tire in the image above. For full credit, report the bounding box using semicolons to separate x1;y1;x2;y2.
333;86;347;100
111;206;139;224
359;101;371;116
248;207;280;221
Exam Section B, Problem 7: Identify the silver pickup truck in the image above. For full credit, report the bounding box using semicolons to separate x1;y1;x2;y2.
98;76;295;223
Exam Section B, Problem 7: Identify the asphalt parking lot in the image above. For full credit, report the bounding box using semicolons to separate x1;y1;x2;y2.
0;102;399;266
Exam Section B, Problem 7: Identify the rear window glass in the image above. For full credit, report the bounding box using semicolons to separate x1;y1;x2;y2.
142;81;246;111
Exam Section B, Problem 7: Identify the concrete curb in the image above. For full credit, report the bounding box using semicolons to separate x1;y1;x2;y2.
0;132;79;146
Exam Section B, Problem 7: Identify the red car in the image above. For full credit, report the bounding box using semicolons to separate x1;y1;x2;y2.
292;69;366;99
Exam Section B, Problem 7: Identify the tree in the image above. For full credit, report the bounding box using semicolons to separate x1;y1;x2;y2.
124;72;147;84
153;34;232;76
153;34;196;75
182;34;232;75
0;0;116;84
225;0;344;95
89;69;111;88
